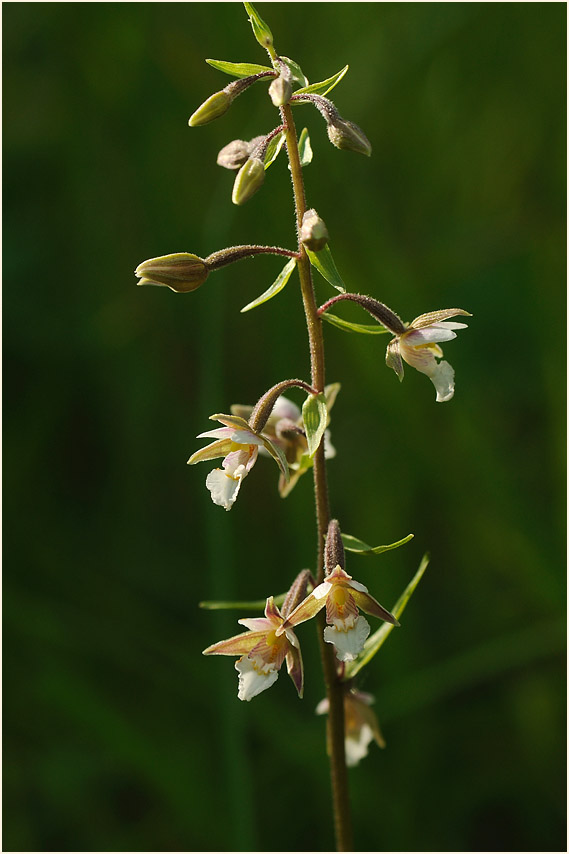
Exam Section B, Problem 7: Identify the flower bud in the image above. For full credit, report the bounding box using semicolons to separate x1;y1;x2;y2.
268;75;292;107
325;519;345;575
217;139;251;170
232;157;265;206
327;117;372;157
300;209;329;252
189;90;232;127
135;253;208;293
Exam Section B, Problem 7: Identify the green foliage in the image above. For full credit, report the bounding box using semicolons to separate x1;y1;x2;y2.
240;257;296;312
306;244;347;292
205;58;273;77
295;64;350;97
279;56;309;88
321;312;390;335
243;2;273;51
301;393;327;458
342;532;414;555
297;128;313;167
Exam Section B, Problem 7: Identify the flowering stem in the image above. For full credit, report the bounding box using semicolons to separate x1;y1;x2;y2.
205;244;300;270
281;101;354;854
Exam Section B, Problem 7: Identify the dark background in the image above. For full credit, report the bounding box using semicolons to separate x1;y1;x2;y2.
3;3;566;852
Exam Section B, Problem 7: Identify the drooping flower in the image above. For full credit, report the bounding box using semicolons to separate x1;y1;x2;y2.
231;385;339;497
316;688;385;766
285;565;398;662
385;309;470;402
203;597;303;701
187;413;288;511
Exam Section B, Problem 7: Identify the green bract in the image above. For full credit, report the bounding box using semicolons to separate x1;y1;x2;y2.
302;393;328;458
240;258;297;313
243;2;273;50
279;56;309;88
341;533;414;556
206;58;273;77
322;312;391;335
295;64;349;97
306;245;346;292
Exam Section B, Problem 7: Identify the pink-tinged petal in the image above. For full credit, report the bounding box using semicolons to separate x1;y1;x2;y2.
312;580;333;599
196;427;234;440
203;629;267;656
272;395;301;422
351;589;400;625
205;467;243;510
385;338;404;381
264;595;283;622
286;645;304;698
283;592;327;628
430;359;455;403
222;446;258;477
410;308;471;328
431;321;468;331
347;578;368;594
402;326;457;346
326;566;352;583
325;587;359;628
398;337;439;374
187;439;233;465
249;632;288;671
238;617;272;631
282;625;300;648
235;656;279;701
324;615;370;661
230;429;266;445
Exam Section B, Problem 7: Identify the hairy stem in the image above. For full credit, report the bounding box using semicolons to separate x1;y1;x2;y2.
281;102;354;853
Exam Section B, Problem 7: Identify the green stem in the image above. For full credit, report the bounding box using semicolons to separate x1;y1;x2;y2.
281;102;354;853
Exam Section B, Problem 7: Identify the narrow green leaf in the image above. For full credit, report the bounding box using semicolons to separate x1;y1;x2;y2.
261;435;290;481
345;553;430;678
243;2;274;49
322;312;390;335
200;593;286;610
264;131;285;170
342;532;414;555
298;128;313;167
295;64;349;97
306;245;346;293
280;56;309;88
240;258;296;312
302;393;327;458
206;58;273;78
324;382;341;413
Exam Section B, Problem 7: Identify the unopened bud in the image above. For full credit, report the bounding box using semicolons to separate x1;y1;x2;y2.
189;90;232;127
327;117;372;157
281;569;313;619
232;157;265;206
300;209;329;252
325;519;345;575
269;76;292;107
135;253;208;293
217;139;250;170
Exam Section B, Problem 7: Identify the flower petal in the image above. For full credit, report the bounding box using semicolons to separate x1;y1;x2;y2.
203;629;268;656
205;467;243;510
345;722;375;767
351;589;400;625
187;439;233;465
323;615;371;661
410;308;471;328
402;326;457;346
283;591;327;628
271;395;301;422
230;429;266;445
196;427;234;440
286;645;304;698
235;656;279;701
429;359;456;403
385;338;404;381
238;617;272;631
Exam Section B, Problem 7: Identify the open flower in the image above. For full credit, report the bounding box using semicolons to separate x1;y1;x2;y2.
316;688;385;766
203;597;303;701
187;413;288;510
284;566;398;662
231;385;339;497
385;309;470;402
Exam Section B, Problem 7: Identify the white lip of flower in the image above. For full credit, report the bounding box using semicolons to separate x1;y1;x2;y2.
202;597;304;702
385;309;471;402
316;688;386;766
283;566;399;663
187;414;289;510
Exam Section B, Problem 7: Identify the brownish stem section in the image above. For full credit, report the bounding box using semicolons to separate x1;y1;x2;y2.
281;102;354;853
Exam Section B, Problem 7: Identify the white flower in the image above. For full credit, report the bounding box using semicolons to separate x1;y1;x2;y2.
386;309;470;402
316;688;386;766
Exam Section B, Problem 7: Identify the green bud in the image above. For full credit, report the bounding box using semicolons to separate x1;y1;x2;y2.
135;253;209;293
189;90;232;127
327;117;372;156
300;209;329;252
232;157;265;206
268;76;292;107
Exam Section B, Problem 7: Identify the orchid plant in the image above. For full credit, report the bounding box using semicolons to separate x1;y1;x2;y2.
136;5;471;850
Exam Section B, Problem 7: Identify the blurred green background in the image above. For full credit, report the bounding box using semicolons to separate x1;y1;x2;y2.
3;3;566;851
